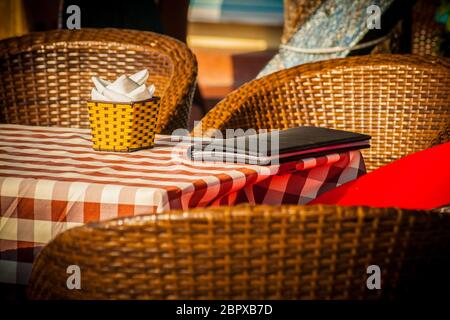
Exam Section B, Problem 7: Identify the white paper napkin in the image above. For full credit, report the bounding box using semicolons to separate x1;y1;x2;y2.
91;69;156;102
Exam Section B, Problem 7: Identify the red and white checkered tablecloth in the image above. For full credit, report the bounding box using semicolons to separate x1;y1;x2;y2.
0;124;366;285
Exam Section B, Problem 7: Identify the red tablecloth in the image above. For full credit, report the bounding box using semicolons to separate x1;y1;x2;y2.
0;124;365;285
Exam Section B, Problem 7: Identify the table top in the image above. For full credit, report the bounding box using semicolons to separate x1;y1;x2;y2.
0;124;365;285
0;124;364;214
0;124;289;212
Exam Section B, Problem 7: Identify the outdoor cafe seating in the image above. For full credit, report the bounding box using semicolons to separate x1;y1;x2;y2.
0;0;449;301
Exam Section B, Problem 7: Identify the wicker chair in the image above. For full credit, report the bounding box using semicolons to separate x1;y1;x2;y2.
429;121;449;148
0;28;197;134
411;0;444;56
193;54;450;171
28;205;450;300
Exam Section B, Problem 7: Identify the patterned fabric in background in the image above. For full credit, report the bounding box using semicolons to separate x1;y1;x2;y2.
258;0;394;77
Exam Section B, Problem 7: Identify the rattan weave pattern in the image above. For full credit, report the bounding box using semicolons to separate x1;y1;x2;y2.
28;205;450;299
87;97;160;152
0;28;197;134
411;0;443;56
194;55;450;171
429;121;449;148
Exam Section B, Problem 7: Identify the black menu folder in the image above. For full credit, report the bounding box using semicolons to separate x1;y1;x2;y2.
188;126;371;165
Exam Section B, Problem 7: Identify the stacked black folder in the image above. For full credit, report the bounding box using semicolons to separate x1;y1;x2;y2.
188;126;371;165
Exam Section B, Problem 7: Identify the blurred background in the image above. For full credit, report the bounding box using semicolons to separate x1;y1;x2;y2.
0;0;448;127
188;0;283;113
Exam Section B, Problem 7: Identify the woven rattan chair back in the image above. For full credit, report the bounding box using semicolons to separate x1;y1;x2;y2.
193;55;450;171
0;28;197;134
429;121;449;148
28;205;450;300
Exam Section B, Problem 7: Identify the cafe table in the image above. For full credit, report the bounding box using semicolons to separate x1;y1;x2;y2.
0;124;366;285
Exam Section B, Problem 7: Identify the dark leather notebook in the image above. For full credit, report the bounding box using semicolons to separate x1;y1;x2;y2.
189;126;371;165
